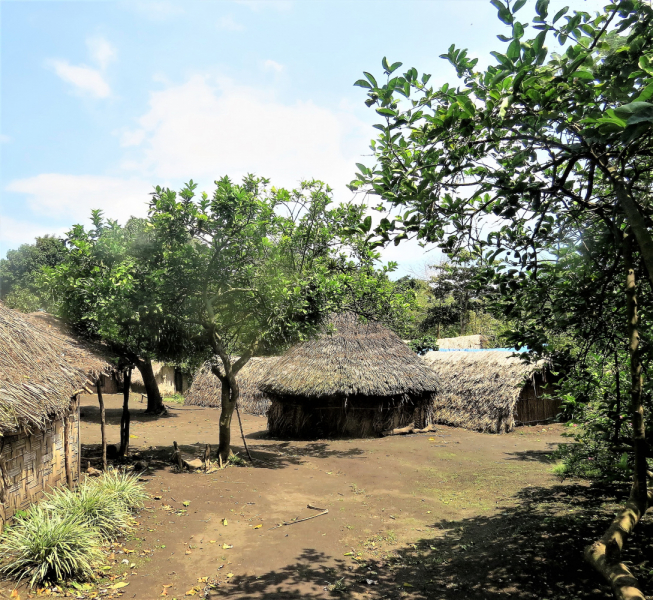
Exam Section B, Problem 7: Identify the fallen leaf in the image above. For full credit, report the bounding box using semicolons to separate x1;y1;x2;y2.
403;583;413;588
184;590;197;597
253;524;262;529
222;518;228;526
226;573;233;578
110;582;130;590
344;552;354;556
209;540;217;544
130;435;138;438
197;577;208;583
154;496;162;500
183;501;190;507
222;543;233;549
10;591;20;599
123;548;134;554
185;550;192;555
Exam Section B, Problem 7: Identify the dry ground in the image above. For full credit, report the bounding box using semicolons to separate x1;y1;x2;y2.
3;394;652;600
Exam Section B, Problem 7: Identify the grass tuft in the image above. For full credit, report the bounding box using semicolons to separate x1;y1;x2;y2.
0;506;103;587
551;462;569;478
44;482;132;540
88;469;149;510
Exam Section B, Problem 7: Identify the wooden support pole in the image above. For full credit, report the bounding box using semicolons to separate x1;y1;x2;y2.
63;412;72;489
119;367;132;459
96;380;107;471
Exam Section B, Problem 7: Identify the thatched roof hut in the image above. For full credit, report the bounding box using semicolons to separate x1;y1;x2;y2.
421;350;559;433
184;357;278;416
261;313;440;438
436;334;490;350
0;304;110;528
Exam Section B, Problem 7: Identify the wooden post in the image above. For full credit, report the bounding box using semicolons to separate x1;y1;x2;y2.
77;395;81;482
119;367;132;458
172;441;183;471
96;380;107;470
63;409;72;489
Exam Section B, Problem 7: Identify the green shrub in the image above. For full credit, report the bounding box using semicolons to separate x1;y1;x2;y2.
228;453;247;466
44;483;131;540
88;469;149;510
0;506;103;587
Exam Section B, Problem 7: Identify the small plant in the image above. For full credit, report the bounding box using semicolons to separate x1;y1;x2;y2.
163;393;185;405
551;462;568;479
228;453;247;466
44;483;131;540
0;506;103;587
88;469;149;510
325;577;348;593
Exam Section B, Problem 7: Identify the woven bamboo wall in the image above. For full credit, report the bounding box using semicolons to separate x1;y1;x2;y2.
0;405;80;532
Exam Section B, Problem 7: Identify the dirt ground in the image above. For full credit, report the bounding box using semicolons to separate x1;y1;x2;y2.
3;394;651;600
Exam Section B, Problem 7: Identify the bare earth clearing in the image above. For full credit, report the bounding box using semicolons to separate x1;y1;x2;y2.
3;394;651;600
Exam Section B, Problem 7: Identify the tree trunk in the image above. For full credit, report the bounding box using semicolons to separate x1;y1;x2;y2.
217;378;237;465
96;380;107;470
119;368;132;458
613;350;622;444
585;233;649;600
138;358;165;415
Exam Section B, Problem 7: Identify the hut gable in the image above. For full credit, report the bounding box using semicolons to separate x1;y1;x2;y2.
261;313;440;399
185;357;278;416
436;335;490;350
421;350;556;433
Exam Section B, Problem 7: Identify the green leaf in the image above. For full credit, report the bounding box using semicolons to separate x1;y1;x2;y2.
552;7;568;23
389;61;403;73
363;72;378;87
636;82;653;103
354;79;372;89
512;0;527;12
490;0;513;24
507;40;521;61
535;0;549;17
638;56;653;76
362;216;373;233
382;57;390;72
376;108;397;117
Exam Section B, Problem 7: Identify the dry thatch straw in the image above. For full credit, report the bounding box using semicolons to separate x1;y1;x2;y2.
0;304;101;435
421;350;554;433
24;312;116;381
436;334;490;350
262;313;440;438
184;357;278;416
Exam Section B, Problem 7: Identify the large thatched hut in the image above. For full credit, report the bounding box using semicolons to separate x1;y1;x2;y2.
261;313;440;439
184;357;278;416
0;304;114;531
421;350;559;433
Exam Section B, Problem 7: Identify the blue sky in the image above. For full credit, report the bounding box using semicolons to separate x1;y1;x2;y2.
1;0;604;277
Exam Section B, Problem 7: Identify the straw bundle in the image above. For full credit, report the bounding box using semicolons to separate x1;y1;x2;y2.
436;335;490;350
421;350;546;433
262;313;440;438
0;304;94;435
184;357;278;416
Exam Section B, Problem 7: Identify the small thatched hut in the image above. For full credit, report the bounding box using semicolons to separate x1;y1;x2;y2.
261;313;440;439
0;304;114;531
131;362;190;396
436;335;490;350
184;357;278;416
421;350;559;433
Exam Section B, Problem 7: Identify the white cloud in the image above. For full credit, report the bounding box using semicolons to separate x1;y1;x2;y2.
0;216;68;252
119;129;147;147
0;134;10;144
217;15;244;31
5;174;153;222
48;60;111;98
87;36;117;69
263;59;284;73
120;75;369;195
233;0;292;11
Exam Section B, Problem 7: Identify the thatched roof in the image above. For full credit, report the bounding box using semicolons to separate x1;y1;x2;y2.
260;313;440;399
436;335;490;350
421;350;546;433
24;312;116;380
184;357;278;416
0;304;99;435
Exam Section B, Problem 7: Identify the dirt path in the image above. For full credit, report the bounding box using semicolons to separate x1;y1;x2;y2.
2;395;643;599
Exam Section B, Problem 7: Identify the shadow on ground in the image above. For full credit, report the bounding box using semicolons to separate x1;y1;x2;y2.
204;482;652;600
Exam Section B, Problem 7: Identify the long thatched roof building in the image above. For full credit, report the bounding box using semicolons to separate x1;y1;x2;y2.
261;313;440;438
184;357;279;416
421;350;558;433
436;335;490;350
0;303;115;530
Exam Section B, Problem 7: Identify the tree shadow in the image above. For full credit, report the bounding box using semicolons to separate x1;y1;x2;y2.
203;481;653;599
80;404;179;425
504;449;557;463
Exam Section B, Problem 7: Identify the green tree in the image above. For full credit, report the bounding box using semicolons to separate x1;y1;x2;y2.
0;236;67;312
149;176;412;464
352;1;653;595
43;211;193;418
